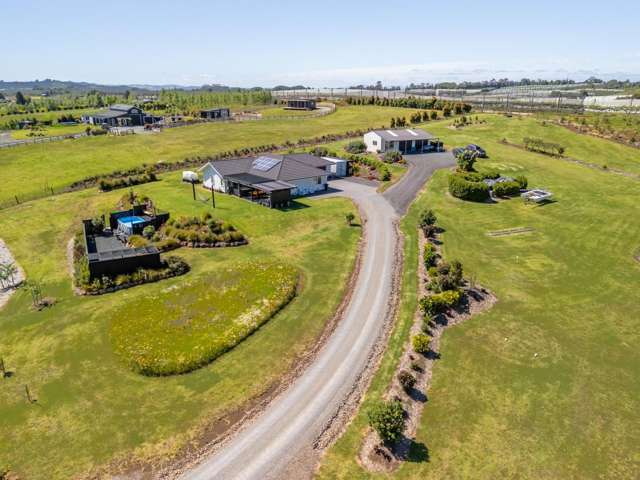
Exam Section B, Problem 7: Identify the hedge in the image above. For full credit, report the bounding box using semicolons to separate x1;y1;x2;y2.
448;174;490;202
493;180;521;197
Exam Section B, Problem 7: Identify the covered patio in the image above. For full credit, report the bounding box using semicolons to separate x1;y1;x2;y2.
225;173;294;208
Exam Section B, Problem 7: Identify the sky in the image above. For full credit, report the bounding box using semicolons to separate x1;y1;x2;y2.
1;0;639;87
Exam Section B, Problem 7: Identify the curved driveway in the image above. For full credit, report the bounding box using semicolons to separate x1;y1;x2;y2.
182;152;454;480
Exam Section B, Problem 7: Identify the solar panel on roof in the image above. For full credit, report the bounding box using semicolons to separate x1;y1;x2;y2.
252;156;281;171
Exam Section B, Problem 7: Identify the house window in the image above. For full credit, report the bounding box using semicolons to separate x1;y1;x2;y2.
372;140;377;146
316;177;322;184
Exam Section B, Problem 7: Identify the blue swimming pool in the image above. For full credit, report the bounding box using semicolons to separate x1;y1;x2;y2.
118;215;146;226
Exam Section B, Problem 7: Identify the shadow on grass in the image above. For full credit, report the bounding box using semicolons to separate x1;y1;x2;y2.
407;440;430;463
277;200;310;212
531;198;558;207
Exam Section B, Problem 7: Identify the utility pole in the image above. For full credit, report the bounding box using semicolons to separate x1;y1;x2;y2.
211;185;216;208
191;181;196;200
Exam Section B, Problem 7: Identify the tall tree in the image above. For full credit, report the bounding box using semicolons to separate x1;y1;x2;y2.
15;91;27;105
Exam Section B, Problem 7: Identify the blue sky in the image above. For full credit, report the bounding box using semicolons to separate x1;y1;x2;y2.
1;0;639;86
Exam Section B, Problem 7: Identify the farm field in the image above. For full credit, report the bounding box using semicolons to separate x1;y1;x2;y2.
0;105;417;206
318;115;640;479
8;123;87;140
0;176;360;479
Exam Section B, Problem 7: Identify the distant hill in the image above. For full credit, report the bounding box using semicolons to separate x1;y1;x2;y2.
0;79;267;95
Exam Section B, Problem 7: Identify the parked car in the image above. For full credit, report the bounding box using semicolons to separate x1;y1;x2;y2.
466;144;487;157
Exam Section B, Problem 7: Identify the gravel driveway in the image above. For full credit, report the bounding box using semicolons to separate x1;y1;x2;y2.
181;152;455;480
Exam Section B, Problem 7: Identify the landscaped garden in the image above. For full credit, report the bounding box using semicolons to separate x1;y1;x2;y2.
317;113;640;479
0;175;360;479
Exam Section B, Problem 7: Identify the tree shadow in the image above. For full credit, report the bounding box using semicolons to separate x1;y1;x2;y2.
407;440;430;463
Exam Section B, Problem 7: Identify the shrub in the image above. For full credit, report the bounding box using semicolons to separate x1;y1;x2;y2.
423;243;437;268
412;333;431;354
345;212;355;225
383;150;403;163
515;175;528;189
448;174;490;202
410;360;422;372
428;260;464;292
419;290;462;316
142;225;156;239
419;209;437;228
367;400;405;444
128;235;149;248
310;146;329;157
379;166;391;181
344;140;366;154
398;370;416;392
493;180;521;197
455;149;478;172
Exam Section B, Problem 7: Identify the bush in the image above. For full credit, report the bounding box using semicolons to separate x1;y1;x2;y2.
448;174;490;202
367;400;405;444
493;180;521;197
383;150;403;163
419;209;437;228
455;149;478;172
142;225;155;239
515;175;528;189
344;140;366;154
410;360;422;372
398;370;416;392
423;243;437;268
345;212;355;225
128;235;149;248
428;260;464;292
419;290;462;316
310;146;329;157
412;333;431;354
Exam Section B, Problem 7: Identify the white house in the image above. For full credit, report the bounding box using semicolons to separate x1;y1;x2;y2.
363;128;442;154
199;154;330;202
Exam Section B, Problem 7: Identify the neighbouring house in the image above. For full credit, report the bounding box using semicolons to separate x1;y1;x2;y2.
363;128;443;154
286;98;316;110
200;107;231;120
199;153;330;208
81;205;169;279
83;104;147;127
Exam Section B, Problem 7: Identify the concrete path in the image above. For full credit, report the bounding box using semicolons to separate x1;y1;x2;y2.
181;153;454;480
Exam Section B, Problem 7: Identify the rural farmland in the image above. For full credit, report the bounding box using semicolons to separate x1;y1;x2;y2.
2;4;640;479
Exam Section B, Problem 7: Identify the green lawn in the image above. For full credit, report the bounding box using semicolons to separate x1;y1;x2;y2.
0;105;416;206
9;123;88;140
0;175;361;479
318;115;640;479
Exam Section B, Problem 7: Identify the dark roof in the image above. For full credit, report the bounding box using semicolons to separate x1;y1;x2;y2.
201;107;230;112
283;153;332;169
92;104;142;119
369;128;435;141
203;155;327;183
110;104;137;112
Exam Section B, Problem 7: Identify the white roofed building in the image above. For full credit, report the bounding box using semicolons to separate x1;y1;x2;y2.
363;128;442;154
